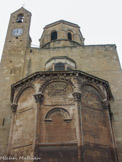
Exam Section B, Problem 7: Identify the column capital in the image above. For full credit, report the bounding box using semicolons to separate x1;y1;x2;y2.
102;99;109;109
33;92;44;105
11;103;18;112
73;92;81;101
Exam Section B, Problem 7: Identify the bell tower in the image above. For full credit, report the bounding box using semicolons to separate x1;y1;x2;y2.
3;7;31;50
0;7;31;156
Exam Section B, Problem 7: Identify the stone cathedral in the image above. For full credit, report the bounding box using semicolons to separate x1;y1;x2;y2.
0;7;122;162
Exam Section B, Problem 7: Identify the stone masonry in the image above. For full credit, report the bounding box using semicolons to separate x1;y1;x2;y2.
0;7;122;162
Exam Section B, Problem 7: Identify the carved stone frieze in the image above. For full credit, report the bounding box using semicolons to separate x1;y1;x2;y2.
11;103;18;112
33;92;44;104
11;71;113;103
73;92;81;101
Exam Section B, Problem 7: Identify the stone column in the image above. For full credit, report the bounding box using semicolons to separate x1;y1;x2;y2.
73;92;83;162
7;103;18;156
33;92;44;157
102;99;119;162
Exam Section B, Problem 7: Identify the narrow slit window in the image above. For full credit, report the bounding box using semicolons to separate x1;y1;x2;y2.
51;31;57;41
2;118;5;126
68;32;72;40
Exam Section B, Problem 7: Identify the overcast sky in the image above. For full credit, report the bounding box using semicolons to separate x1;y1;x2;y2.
0;0;122;68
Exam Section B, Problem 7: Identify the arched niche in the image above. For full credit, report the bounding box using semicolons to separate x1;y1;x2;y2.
45;107;72;122
44;108;76;143
15;85;36;111
10;85;36;148
42;81;74;105
81;84;103;110
81;84;111;146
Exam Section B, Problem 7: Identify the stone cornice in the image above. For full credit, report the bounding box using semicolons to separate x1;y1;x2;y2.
11;70;113;102
41;39;82;48
45;56;76;65
44;20;80;29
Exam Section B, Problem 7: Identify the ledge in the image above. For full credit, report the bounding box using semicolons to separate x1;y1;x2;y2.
38;141;77;147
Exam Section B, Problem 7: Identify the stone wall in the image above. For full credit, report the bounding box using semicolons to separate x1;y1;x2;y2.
22;44;122;161
0;7;121;161
6;72;118;161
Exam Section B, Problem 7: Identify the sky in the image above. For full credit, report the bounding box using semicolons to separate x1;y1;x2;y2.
0;0;122;68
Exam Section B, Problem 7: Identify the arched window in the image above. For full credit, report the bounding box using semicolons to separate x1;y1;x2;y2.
68;32;72;40
17;14;24;23
55;63;65;71
51;31;57;41
45;56;76;71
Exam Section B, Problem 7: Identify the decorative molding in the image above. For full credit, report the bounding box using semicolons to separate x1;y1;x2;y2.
33;92;44;104
81;81;105;100
11;103;18;112
45;56;76;70
45;107;72;122
40;79;74;93
13;84;35;104
102;99;109;109
11;71;113;104
73;92;81;101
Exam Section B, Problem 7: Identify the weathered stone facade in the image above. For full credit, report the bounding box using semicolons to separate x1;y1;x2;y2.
0;7;122;162
7;71;116;161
